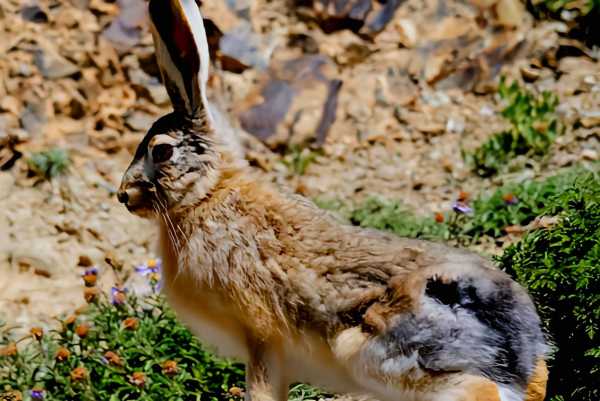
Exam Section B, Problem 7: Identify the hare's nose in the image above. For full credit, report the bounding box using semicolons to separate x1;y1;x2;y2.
117;186;147;208
117;190;129;204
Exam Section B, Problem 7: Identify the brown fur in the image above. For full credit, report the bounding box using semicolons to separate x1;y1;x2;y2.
524;360;548;401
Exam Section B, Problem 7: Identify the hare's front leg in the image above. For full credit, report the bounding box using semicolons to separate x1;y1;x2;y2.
245;340;288;401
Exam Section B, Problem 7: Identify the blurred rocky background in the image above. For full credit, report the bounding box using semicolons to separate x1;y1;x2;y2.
0;0;598;330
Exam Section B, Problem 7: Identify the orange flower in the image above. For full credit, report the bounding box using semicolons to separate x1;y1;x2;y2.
502;193;519;205
130;372;146;387
103;351;122;366
457;191;470;202
70;367;87;381
229;387;244;397
82;273;97;287
75;323;90;338
56;347;70;362
434;212;445;223
0;342;17;357
162;360;178;376
122;317;139;330
83;287;99;303
63;315;77;327
30;327;43;341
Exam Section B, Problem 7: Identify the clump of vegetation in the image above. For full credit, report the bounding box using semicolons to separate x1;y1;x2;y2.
26;148;70;180
0;265;329;401
288;383;331;401
499;171;600;401
0;291;245;400
347;197;451;240
527;0;600;46
318;166;593;244
282;145;321;176
462;167;588;241
529;0;598;16
465;79;562;177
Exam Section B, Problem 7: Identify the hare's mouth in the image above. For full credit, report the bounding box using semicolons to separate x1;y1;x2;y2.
125;202;155;218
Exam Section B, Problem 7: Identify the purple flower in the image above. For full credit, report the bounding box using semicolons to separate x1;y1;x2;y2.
135;259;162;276
30;389;44;400
452;202;473;214
82;267;98;277
111;287;128;305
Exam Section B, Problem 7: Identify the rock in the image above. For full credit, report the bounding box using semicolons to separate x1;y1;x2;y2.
239;54;341;147
395;19;418;48
220;23;270;71
20;101;47;138
125;111;154;132
0;96;21;115
102;0;146;52
0;131;22;170
520;65;542;82
580;111;600;128
495;0;526;27
34;42;79;79
21;5;48;23
446;117;465;134
581;148;598;161
89;128;122;152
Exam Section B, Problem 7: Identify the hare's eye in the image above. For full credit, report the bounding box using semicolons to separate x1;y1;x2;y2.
152;143;173;163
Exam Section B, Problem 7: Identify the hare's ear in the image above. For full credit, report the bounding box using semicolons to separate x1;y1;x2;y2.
148;0;212;126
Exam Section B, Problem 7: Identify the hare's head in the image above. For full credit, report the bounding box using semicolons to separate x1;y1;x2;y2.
118;0;231;217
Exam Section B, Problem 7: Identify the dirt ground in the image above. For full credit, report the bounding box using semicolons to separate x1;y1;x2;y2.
0;0;598;343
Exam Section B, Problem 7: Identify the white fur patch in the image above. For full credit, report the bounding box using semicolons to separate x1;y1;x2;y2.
498;384;524;401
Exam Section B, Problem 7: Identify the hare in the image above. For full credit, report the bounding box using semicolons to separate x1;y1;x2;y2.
118;1;548;401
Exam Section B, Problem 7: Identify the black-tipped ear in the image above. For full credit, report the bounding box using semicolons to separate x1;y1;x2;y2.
148;0;211;126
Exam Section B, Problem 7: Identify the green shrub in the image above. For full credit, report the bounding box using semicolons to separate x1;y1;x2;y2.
0;268;329;401
527;0;600;46
318;166;592;244
0;292;245;401
465;79;562;177
462;167;588;240
288;383;331;401
499;171;600;401
529;0;598;15
26;148;70;180
282;146;321;176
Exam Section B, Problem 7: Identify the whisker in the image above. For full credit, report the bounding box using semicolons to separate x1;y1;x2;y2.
157;196;182;254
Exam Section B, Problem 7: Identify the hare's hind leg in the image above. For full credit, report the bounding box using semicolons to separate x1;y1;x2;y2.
245;340;288;401
331;327;507;401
